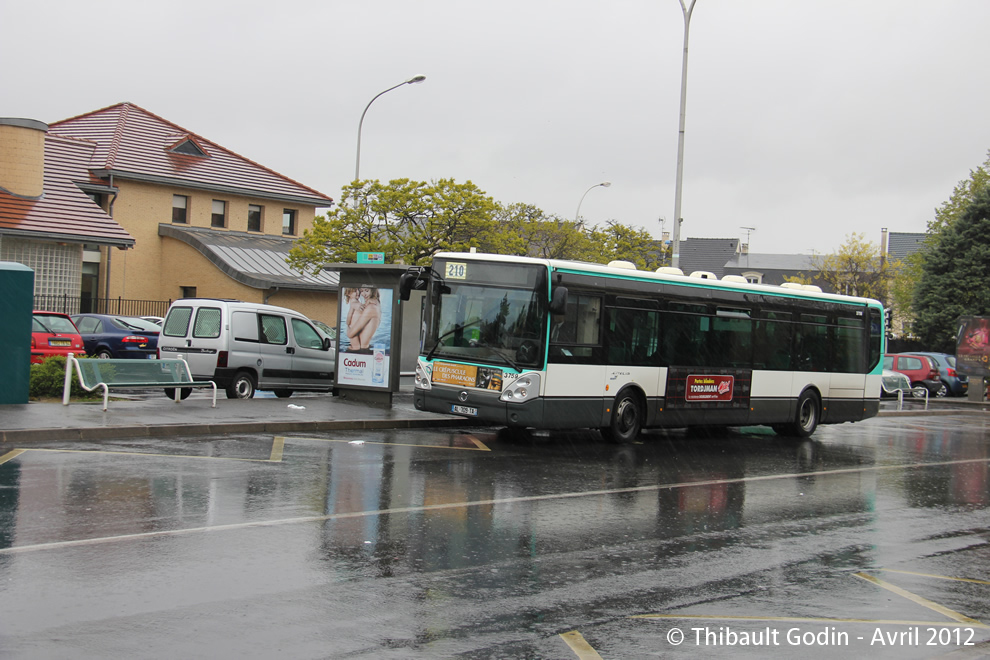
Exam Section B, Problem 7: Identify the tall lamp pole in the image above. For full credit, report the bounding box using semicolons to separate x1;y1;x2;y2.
354;75;426;182
575;181;611;224
670;0;698;269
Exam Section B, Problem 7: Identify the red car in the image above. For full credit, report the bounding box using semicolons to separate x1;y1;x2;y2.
31;311;85;364
883;353;945;397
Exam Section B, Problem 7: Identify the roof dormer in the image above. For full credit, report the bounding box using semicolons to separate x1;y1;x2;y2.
168;135;208;157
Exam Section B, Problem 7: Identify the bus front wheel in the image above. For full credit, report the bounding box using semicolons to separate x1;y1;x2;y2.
775;390;820;438
601;390;643;443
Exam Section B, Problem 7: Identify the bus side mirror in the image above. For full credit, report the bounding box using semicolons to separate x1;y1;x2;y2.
549;287;568;315
399;272;417;301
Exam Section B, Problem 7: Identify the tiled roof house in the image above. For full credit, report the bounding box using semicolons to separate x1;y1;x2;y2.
3;103;338;325
1;117;135;307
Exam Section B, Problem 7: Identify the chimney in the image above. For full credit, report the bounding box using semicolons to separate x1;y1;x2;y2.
0;118;48;199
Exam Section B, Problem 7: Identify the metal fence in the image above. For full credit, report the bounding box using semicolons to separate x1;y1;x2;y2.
34;295;172;318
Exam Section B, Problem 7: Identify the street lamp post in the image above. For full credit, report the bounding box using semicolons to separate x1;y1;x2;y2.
354;75;426;182
575;181;611;224
670;0;698;269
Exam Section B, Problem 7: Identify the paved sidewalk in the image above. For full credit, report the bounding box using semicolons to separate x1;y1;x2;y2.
0;385;477;444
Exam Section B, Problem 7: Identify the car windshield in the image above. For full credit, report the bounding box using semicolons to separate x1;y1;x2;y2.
112;317;161;332
33;314;77;334
313;321;337;339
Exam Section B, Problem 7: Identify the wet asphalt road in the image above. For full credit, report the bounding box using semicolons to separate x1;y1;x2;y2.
1;413;989;658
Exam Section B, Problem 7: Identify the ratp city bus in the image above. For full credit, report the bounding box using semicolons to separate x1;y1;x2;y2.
399;252;885;441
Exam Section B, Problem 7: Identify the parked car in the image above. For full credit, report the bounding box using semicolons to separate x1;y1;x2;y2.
31;311;85;364
909;351;968;397
70;314;160;359
158;299;334;399
312;320;337;352
883;353;945;397
880;368;912;397
141;316;164;327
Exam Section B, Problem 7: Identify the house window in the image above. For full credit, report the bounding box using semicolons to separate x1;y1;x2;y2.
282;209;296;235
173;195;188;224
181;286;197;298
211;200;226;228
742;271;763;284
248;204;263;232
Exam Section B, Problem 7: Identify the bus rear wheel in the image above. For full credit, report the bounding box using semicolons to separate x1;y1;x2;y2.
775;390;820;438
601;390;643;443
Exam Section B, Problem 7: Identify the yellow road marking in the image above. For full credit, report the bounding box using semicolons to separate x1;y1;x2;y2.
269;437;285;462
559;630;604;659
0;449;26;465
853;572;985;625
880;568;990;586
464;434;492;451
633;614;989;628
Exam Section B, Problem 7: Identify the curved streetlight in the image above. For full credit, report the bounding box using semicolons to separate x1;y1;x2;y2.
354;75;427;182
575;181;612;224
670;0;698;269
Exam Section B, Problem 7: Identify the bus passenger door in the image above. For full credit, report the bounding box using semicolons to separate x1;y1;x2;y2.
604;305;664;425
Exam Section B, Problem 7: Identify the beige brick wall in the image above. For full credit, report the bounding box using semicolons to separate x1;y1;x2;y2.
0;124;45;198
100;180;335;323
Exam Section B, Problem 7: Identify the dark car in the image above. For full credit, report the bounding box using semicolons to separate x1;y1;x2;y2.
31;311;85;364
910;351;969;397
70;314;160;359
883;353;945;397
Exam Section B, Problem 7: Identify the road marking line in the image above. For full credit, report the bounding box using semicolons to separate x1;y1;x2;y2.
269;437;285;463
559;630;603;659
281;435;491;451
3;456;990;555
879;569;990;586
853;572;985;625
12;448;272;463
632;614;989;628
0;449;26;465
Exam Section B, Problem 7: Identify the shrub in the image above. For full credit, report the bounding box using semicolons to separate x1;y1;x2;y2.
29;356;94;400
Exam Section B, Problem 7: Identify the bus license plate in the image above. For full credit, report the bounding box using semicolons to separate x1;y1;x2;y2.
451;404;478;416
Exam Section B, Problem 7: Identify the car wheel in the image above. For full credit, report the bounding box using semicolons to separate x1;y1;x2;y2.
96;349;113;359
600;389;644;443
163;387;193;401
934;381;949;398
910;383;929;398
273;389;293;398
225;371;256;399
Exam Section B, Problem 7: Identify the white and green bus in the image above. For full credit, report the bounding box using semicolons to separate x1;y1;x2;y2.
400;252;885;441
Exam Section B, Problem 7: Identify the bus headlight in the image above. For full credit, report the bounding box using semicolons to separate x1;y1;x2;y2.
499;373;540;403
415;361;432;390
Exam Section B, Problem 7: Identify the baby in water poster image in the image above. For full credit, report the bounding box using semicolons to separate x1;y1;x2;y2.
338;285;392;388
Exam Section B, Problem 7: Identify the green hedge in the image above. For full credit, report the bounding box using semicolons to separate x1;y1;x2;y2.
29;356;95;400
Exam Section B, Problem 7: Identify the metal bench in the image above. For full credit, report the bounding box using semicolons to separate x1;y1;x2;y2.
63;353;216;411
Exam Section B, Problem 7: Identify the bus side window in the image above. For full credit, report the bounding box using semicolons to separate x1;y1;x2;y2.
549;293;601;362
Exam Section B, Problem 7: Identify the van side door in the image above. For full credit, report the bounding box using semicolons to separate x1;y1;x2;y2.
289;317;334;390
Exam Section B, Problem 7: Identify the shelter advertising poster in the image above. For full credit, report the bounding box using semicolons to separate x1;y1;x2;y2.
337;285;393;388
956;316;990;378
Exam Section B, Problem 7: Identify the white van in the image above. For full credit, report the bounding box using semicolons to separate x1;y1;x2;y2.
158;299;335;399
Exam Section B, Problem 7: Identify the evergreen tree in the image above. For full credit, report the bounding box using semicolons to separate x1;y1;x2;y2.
913;187;990;351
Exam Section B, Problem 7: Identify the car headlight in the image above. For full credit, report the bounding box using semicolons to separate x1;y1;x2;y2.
499;373;540;403
415;360;432;390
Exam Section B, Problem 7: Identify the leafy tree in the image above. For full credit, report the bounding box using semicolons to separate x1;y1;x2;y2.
287;178;498;271
587;221;664;269
913;186;990;351
928;150;990;235
800;233;896;303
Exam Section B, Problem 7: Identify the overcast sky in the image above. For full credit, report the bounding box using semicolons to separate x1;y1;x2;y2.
5;0;990;255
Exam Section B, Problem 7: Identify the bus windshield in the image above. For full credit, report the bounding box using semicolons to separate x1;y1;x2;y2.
425;261;547;370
